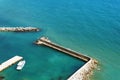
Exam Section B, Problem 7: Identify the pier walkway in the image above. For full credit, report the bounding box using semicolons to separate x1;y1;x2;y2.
0;56;23;72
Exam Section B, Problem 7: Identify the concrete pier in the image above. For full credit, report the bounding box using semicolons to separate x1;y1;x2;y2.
0;56;23;72
35;37;98;80
0;27;39;32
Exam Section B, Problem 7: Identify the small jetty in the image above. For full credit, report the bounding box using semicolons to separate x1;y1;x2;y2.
0;27;39;32
0;56;23;72
35;37;98;80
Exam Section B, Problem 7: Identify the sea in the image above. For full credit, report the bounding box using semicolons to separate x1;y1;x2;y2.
0;0;120;80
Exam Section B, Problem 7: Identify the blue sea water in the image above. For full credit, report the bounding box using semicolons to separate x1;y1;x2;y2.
0;0;120;80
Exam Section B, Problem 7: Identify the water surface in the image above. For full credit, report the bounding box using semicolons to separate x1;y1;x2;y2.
0;0;120;80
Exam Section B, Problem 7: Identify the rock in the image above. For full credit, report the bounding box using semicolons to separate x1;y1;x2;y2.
0;76;5;80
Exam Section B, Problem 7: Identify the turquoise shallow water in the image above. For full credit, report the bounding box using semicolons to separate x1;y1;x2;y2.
0;0;120;80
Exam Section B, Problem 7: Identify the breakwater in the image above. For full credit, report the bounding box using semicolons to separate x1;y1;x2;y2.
35;37;98;80
68;59;97;80
0;27;39;32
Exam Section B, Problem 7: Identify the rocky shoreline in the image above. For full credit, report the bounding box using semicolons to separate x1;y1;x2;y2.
0;27;39;32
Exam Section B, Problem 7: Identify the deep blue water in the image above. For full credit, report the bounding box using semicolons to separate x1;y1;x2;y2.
0;0;120;80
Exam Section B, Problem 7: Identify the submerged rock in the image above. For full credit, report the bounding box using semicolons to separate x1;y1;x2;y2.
0;76;5;80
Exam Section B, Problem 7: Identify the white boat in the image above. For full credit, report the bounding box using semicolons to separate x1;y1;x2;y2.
16;60;26;70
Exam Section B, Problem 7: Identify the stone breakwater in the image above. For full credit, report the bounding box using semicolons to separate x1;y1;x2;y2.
68;59;98;80
0;27;39;32
35;37;98;80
